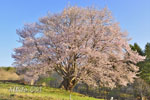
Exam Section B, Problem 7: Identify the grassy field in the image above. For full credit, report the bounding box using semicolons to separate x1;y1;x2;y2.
0;82;103;100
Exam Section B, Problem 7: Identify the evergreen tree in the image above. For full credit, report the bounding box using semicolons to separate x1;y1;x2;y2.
130;43;144;56
144;43;150;60
130;43;150;84
129;44;136;51
138;60;150;84
134;43;144;56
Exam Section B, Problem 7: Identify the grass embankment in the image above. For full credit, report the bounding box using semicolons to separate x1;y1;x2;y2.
0;82;103;100
0;67;20;80
0;67;103;100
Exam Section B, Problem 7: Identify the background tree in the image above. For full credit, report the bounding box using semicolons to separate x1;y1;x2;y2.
130;42;150;89
133;78;150;100
13;6;144;91
144;43;150;60
138;61;150;84
130;43;144;56
137;43;150;84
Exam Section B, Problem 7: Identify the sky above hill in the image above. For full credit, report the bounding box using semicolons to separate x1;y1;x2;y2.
0;0;150;66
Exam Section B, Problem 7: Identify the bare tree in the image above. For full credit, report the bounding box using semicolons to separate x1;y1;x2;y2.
133;78;150;100
12;6;144;91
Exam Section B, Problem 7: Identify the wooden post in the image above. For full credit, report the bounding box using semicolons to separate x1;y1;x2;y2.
69;93;71;100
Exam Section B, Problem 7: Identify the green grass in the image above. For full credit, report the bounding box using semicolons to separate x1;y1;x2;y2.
0;82;103;100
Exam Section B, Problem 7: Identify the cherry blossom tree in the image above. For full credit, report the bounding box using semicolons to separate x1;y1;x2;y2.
13;6;144;91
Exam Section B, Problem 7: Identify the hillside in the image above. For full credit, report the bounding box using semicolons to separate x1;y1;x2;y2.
0;82;103;100
0;67;20;80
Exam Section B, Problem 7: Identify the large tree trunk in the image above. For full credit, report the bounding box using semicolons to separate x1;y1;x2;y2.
59;77;77;91
140;93;147;100
84;83;89;94
141;96;147;100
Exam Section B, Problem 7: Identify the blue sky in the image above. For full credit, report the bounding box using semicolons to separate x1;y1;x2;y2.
0;0;150;66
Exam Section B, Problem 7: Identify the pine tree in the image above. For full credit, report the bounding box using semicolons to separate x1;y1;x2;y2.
144;43;150;60
130;43;150;84
130;43;144;56
136;43;150;84
134;43;144;56
129;44;136;51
